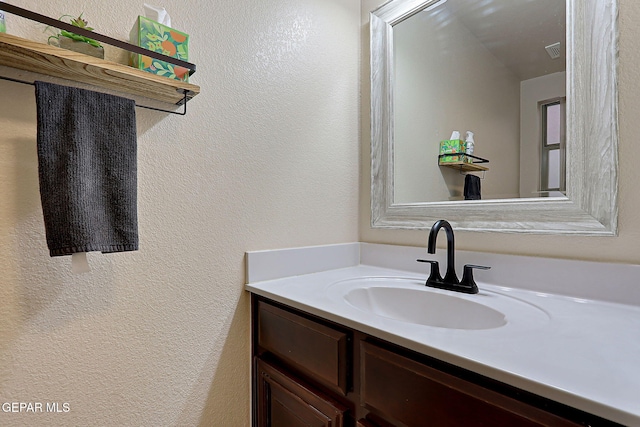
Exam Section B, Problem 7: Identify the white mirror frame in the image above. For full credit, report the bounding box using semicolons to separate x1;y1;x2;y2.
371;0;618;235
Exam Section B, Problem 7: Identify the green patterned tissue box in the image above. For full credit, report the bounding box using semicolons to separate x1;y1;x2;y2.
129;16;189;82
438;139;467;164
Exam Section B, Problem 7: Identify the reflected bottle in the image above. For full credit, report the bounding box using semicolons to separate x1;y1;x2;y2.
465;131;475;157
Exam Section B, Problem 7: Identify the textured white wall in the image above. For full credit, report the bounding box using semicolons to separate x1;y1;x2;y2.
361;0;640;264
0;0;360;425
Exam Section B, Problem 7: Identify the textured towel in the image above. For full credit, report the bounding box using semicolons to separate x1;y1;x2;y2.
464;174;481;200
35;81;138;256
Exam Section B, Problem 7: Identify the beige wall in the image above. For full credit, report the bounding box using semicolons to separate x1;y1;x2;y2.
0;0;360;425
393;7;520;203
361;0;640;265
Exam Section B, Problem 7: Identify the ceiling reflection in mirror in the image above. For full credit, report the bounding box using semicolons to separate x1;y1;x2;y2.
393;0;566;203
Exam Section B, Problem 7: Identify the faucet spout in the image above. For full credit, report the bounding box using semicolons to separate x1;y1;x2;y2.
427;219;458;285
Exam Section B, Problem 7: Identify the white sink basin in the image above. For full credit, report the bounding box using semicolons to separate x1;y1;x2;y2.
328;277;549;331
344;286;506;330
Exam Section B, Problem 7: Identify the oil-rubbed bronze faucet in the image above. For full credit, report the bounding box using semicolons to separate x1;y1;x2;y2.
417;219;490;294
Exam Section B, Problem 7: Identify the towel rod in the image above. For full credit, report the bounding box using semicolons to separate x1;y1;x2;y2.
0;75;188;115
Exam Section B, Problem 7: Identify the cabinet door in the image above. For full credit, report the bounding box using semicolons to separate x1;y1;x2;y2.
360;341;580;427
256;358;348;427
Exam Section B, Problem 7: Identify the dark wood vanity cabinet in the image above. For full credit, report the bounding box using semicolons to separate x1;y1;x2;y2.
252;296;619;427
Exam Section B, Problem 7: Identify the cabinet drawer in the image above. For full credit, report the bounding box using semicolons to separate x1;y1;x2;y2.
257;301;350;395
360;341;579;427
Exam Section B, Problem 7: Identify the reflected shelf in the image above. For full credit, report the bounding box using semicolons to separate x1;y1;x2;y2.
438;154;489;172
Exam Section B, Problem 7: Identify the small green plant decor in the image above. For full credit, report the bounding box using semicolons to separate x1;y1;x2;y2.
47;14;104;59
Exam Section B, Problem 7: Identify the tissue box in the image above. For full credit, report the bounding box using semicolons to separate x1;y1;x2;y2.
129;16;189;82
438;139;468;164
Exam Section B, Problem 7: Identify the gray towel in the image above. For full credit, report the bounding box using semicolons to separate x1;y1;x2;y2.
35;81;138;256
464;174;481;200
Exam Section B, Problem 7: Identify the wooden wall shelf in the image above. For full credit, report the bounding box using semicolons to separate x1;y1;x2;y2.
439;161;489;172
0;32;200;105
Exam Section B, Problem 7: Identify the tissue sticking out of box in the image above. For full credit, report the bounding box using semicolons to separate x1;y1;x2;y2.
144;3;171;27
450;130;460;140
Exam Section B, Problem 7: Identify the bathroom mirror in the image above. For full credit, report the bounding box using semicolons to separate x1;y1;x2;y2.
370;0;618;234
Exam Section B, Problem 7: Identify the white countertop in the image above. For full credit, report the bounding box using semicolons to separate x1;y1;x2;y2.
245;243;640;426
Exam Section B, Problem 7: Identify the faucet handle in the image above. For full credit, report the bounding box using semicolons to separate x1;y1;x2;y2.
460;264;491;293
417;259;442;284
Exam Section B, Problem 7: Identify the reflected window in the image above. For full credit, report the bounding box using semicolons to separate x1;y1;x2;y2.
540;98;565;195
